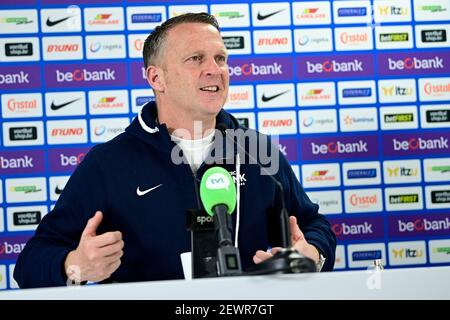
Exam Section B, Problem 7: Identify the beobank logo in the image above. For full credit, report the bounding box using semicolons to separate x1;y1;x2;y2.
388;214;450;237
228;57;293;81
45;63;127;88
329;217;384;240
0;66;40;90
379;51;450;76
383;132;450;157
0;150;45;175
297;54;373;79
0;235;31;260
48;147;91;173
300;135;377;161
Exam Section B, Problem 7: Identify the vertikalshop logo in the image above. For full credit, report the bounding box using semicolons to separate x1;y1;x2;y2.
0;235;32;260
48;147;91;173
0;150;45;175
228;57;293;82
44;63;127;88
383;132;450;157
296;54;374;80
300;135;378;161
329;217;384;241
388;213;450;237
379;51;450;76
0;66;40;90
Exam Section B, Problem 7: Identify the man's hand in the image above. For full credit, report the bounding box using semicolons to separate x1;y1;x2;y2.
64;211;124;283
253;216;320;264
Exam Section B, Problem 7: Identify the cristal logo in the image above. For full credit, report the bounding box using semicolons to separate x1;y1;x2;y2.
340;32;367;44
134;39;143;51
228;91;249;102
51;128;84;137
393;137;448;151
7;98;37;112
306;60;363;73
393;248;423;258
228;63;283;76
398;218;450;232
332;222;373;235
388;57;444;70
311;140;367;155
424;82;450;96
55;68;115;82
349;194;378;207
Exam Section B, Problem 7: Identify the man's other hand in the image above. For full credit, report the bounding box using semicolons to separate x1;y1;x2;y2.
64;211;124;283
253;216;319;264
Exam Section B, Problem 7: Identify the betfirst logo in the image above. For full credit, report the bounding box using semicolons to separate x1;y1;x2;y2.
55;68;115;83
392;137;448;151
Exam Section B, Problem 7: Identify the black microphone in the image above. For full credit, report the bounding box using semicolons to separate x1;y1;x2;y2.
215;122;316;274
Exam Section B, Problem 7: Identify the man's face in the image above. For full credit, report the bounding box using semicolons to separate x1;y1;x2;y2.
157;23;229;119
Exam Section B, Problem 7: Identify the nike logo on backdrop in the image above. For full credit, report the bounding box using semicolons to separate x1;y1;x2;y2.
50;98;81;111
257;9;286;20
46;16;74;27
54;185;64;194
261;90;290;102
136;184;163;196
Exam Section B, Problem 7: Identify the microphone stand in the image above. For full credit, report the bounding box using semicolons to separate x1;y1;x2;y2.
216;124;316;275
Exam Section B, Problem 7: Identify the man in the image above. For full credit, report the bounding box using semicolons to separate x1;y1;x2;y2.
14;13;336;288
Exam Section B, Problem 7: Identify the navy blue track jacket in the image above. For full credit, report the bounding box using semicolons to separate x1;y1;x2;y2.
14;101;336;288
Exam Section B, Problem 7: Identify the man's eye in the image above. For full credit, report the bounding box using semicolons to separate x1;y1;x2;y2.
217;56;227;63
190;56;201;62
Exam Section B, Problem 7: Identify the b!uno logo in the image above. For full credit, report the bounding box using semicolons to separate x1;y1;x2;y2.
46;43;79;53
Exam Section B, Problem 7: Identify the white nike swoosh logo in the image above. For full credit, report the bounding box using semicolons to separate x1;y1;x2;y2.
136;184;163;196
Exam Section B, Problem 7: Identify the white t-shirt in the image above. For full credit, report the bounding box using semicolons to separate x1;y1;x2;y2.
170;131;215;174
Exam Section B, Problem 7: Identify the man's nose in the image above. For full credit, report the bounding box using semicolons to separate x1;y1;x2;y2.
203;58;223;76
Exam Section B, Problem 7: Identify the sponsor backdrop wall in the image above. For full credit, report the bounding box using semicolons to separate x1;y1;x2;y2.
0;0;449;290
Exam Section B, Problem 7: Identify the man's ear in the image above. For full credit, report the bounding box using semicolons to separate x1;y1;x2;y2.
146;66;165;92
